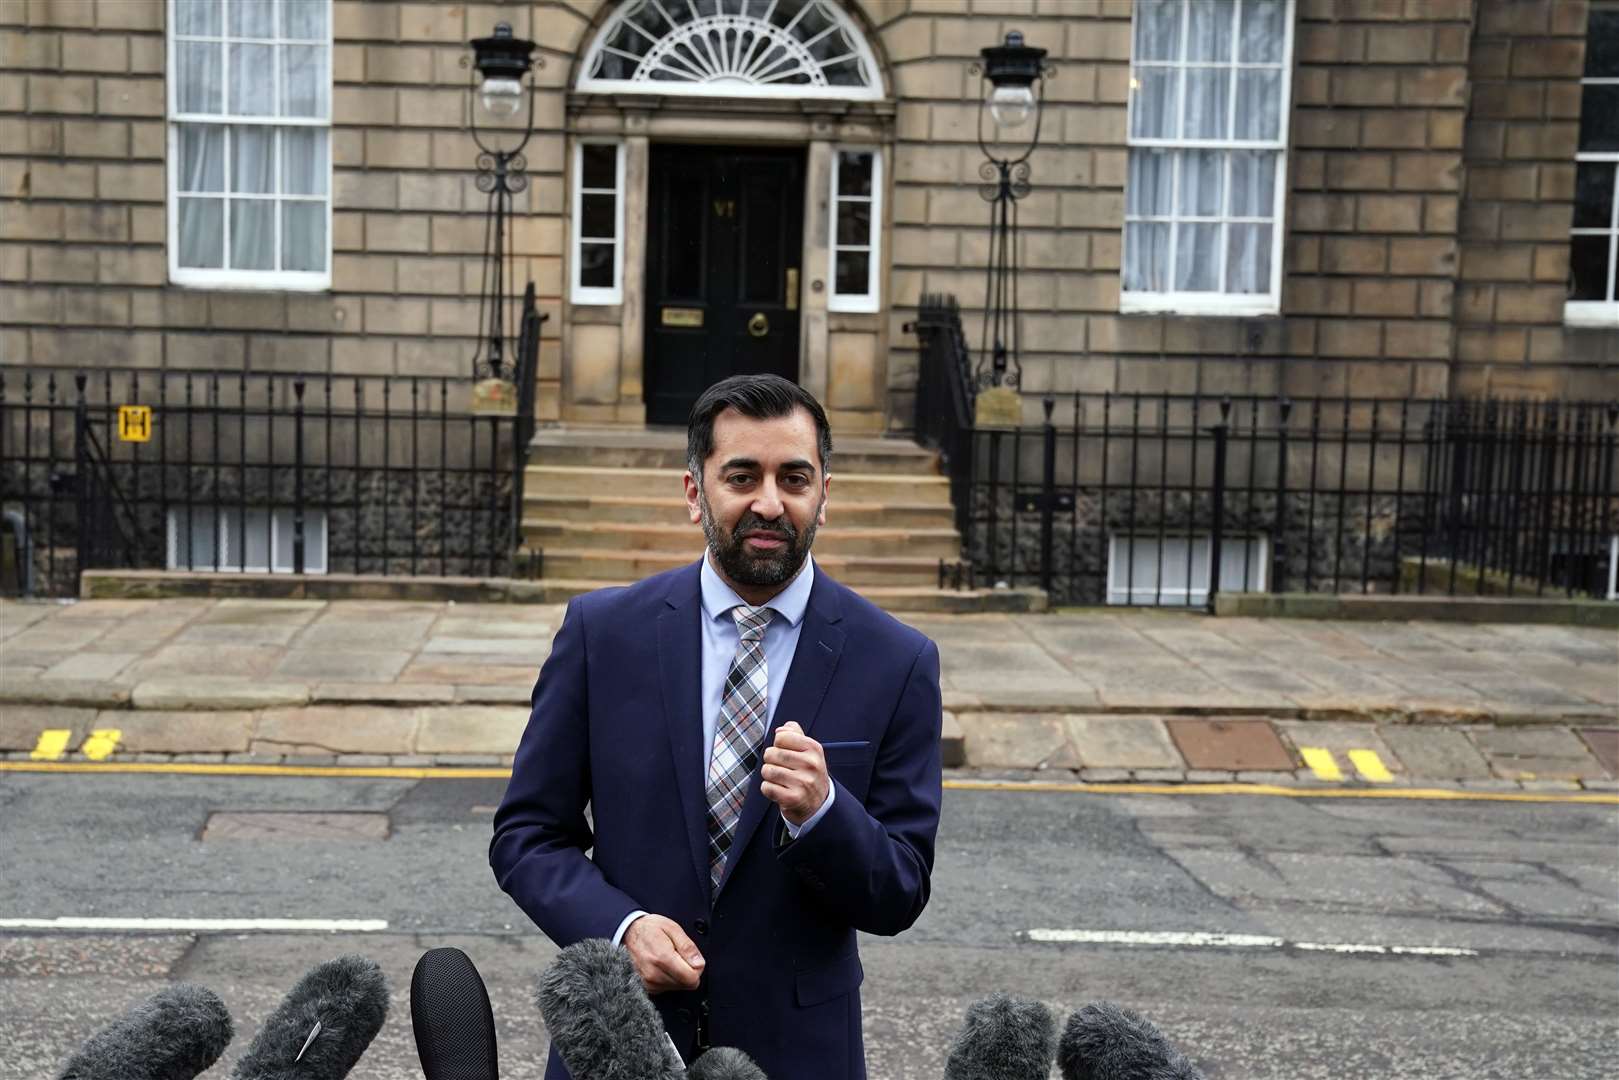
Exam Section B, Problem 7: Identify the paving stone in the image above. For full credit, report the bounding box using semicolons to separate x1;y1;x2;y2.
1459;777;1529;791
131;678;308;710
940;710;965;767
1165;717;1296;771
312;682;456;704
336;754;393;767
1576;728;1619;777
1063;714;1182;769
1378;726;1493;780
128;644;286;679
274;649;411;681
1517;779;1583;792
398;661;537;685
1130;768;1186;782
251;706;419;755
1235;770;1299;784
414;705;528;755
224;752;285;764
282;754;340;767
389;755;434;766
1583;778;1619;791
432;753;504;766
133;753;173;762
171;753;226;763
106;710;253;754
171;623;304;647
298;617;435;650
455;684;532;704
954;712;1076;770
0;678;131;707
1185;769;1235;782
0;704;97;751
1471;727;1609;781
1078;767;1131;782
41;652;140;681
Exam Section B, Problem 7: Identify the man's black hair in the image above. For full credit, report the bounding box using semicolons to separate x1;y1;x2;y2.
686;374;833;481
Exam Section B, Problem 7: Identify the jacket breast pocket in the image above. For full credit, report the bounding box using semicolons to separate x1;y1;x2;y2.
822;741;875;804
795;947;864;1007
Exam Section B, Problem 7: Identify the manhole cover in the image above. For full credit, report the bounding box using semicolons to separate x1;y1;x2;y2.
202;812;390;842
1165;718;1296;772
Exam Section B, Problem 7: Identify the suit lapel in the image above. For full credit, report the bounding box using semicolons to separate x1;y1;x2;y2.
656;563;712;903
713;571;846;901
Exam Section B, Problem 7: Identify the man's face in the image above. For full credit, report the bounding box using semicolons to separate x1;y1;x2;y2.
684;406;829;589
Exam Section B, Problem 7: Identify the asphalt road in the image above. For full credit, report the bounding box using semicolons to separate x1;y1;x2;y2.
1;769;1615;1079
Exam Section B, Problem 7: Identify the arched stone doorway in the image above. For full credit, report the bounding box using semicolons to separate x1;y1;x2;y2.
557;0;895;433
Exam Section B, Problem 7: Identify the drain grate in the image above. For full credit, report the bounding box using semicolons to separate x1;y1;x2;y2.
201;812;390;842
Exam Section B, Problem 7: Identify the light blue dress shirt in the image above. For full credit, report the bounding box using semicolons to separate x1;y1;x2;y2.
612;551;834;945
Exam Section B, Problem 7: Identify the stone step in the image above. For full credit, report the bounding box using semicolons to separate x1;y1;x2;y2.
527;465;953;503
528;428;940;476
513;577;1047;614
523;493;959;529
523;547;952;587
521;520;962;559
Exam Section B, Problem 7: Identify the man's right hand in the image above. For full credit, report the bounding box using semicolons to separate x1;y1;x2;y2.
622;914;705;994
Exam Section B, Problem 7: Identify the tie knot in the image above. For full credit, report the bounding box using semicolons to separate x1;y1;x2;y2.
731;605;773;642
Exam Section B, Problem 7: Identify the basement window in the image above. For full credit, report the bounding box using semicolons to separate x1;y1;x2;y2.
166;506;328;573
1106;534;1268;606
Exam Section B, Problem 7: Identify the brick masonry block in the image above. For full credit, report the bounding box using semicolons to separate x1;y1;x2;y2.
1357;194;1423;233
1508;38;1585;79
1353;279;1419;317
1388;237;1457;276
1383;319;1452;360
1321;236;1388;274
1393;153;1462;192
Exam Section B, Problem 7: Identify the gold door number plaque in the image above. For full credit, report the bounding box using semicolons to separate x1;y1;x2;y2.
118;405;151;442
662;307;704;328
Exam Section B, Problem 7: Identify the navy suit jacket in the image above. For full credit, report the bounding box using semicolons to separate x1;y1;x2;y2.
490;559;943;1080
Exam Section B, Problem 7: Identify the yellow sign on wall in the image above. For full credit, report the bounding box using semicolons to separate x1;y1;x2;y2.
118;405;152;443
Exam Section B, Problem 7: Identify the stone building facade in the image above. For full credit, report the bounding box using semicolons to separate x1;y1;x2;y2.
2;0;1617;437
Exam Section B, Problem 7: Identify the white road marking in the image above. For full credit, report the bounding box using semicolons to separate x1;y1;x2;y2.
1026;928;1478;958
0;916;389;933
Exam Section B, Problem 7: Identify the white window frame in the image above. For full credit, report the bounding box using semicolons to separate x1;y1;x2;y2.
1120;0;1294;317
570;138;626;305
1566;6;1619;326
1609;534;1618;601
166;506;329;574
828;146;882;314
166;0;333;291
1105;533;1269;606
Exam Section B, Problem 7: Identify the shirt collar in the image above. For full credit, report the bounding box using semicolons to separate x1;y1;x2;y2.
700;549;815;629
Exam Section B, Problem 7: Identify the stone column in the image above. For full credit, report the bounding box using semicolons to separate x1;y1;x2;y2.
800;134;834;407
618;128;650;421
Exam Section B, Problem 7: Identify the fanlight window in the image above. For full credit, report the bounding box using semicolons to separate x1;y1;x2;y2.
579;0;882;100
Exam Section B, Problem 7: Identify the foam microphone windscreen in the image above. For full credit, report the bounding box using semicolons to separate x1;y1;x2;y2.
412;947;500;1080
943;992;1057;1080
533;939;683;1080
1057;1002;1205;1080
684;1047;768;1080
57;984;233;1080
230;955;390;1080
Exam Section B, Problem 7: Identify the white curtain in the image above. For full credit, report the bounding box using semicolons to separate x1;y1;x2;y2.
1125;0;1284;296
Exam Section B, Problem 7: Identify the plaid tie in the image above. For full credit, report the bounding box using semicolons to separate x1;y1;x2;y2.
705;604;774;892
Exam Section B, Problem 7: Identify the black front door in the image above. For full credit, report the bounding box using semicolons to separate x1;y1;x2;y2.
644;145;805;426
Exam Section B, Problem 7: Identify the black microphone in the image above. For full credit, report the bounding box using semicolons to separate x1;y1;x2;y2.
411;947;500;1080
943;992;1057;1080
684;1047;768;1080
1056;1002;1205;1080
57;983;233;1080
533;939;684;1080
230;955;390;1080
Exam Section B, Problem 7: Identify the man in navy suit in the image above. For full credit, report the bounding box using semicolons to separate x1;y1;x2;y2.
491;374;943;1080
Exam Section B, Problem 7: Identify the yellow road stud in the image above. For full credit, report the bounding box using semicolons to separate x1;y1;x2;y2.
30;730;72;761
1299;747;1343;782
81;729;123;762
1349;749;1395;783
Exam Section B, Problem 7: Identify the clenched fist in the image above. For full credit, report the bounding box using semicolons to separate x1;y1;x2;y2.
760;721;829;828
623;914;705;994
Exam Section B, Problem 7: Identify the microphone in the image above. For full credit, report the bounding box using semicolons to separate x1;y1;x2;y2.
943;992;1057;1080
411;947;500;1080
533;938;683;1080
685;1048;768;1080
1057;1002;1205;1080
230;955;390;1080
57;983;233;1080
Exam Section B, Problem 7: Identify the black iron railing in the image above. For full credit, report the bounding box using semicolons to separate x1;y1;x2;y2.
1;365;530;598
910;296;1619;607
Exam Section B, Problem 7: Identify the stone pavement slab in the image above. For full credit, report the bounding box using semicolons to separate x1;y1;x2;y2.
1377;726;1493;780
1577;728;1619;776
130;678;308;710
102;710;253;754
1166;718;1296;772
250;706;420;755
41;652;140;681
1063;715;1180;769
123;644;284;681
273;649;412;681
953;712;1076;770
1274;720;1402;774
1470;727;1610;781
0;705;96;751
413;705;528;754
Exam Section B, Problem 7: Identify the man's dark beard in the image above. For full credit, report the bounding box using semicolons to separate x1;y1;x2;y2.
699;489;821;588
